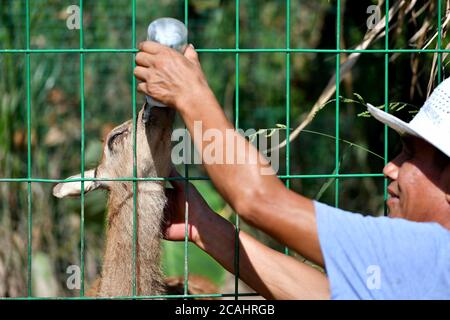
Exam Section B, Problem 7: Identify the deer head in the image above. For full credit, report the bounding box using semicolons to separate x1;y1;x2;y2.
53;104;175;198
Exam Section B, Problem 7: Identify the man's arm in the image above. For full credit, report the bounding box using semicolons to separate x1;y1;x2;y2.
134;42;323;266
197;213;329;300
165;171;330;300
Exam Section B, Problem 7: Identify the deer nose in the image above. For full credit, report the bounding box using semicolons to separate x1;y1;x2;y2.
142;103;152;124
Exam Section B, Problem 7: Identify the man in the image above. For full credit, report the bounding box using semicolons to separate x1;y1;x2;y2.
133;42;450;299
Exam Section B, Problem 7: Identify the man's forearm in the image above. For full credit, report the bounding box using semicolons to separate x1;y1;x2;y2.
195;208;330;300
135;43;323;265
177;88;324;266
178;88;274;212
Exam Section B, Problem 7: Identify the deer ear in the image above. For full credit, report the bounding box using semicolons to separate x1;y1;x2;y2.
53;169;104;198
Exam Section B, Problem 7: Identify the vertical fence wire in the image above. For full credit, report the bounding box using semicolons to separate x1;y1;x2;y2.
25;0;32;298
284;0;291;256
284;0;291;255
384;0;389;216
334;0;341;207
233;0;240;300
78;0;86;297
438;0;442;84
183;0;190;297
132;0;138;298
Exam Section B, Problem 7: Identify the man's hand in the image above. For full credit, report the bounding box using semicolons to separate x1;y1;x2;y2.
164;168;200;243
134;41;210;109
163;169;330;300
164;168;223;249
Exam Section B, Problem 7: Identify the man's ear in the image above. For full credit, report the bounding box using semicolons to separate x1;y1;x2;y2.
53;169;106;198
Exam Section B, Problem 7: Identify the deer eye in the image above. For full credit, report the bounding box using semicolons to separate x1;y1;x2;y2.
107;129;128;151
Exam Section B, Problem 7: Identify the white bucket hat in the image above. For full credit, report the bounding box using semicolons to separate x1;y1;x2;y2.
367;78;450;159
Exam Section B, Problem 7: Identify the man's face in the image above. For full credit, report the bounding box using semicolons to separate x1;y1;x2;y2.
383;136;450;226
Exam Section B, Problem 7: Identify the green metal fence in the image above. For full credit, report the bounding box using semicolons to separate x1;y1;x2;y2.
0;0;445;299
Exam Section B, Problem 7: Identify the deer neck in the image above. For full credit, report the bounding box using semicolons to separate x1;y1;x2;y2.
98;181;166;297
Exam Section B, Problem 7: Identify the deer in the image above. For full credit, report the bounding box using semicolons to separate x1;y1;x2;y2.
53;103;175;297
53;103;219;297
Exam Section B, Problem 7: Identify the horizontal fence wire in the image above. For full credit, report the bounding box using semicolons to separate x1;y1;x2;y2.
1;48;450;53
0;174;386;183
0;292;260;300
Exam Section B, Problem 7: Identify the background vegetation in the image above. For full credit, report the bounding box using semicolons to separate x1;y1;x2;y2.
0;0;447;297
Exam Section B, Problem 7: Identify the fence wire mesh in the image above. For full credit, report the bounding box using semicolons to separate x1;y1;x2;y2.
0;0;445;299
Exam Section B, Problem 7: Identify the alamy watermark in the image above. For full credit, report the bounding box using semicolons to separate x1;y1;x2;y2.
66;5;80;30
171;121;281;175
66;265;81;290
366;265;381;290
366;5;381;30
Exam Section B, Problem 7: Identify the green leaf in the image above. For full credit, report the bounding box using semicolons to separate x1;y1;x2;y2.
353;92;366;104
162;241;226;287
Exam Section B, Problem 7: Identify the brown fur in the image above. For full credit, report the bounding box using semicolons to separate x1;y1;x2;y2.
55;105;219;298
55;105;174;297
95;106;174;297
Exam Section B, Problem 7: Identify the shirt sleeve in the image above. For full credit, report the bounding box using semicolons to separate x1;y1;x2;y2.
314;201;450;300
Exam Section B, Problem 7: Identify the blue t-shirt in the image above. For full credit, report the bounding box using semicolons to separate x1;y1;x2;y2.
315;201;450;300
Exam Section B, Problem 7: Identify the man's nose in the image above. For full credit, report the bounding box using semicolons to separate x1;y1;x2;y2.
383;161;399;180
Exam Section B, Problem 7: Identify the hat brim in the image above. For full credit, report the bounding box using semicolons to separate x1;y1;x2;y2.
367;103;421;138
367;103;450;159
